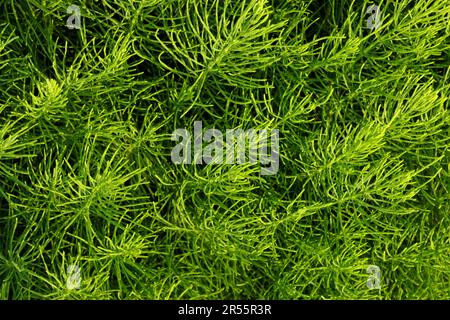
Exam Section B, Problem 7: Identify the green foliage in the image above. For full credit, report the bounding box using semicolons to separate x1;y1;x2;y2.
0;0;449;299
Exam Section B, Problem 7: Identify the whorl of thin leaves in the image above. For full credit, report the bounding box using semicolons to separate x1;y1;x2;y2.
0;0;449;300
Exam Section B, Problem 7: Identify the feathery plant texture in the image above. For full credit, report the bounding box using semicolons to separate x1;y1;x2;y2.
0;0;449;299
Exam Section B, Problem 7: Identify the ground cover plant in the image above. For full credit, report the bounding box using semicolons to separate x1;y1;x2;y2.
0;0;449;299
